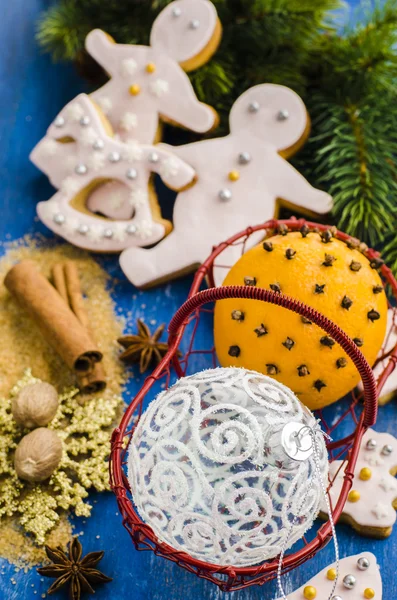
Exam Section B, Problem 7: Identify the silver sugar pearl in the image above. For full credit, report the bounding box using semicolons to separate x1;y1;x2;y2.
366;438;377;451
75;163;88;175
342;574;356;589
148;152;159;163
172;6;182;17
248;101;260;113
357;556;370;571
108;151;121;163
126;224;137;235
103;228;114;239
126;168;138;180
92;138;105;151
53;213;65;225
277;109;289;121
77;224;89;235
238;152;251;165
79;115;91;126
218;188;232;202
54;116;65;128
189;19;200;29
331;597;343;600
381;444;393;456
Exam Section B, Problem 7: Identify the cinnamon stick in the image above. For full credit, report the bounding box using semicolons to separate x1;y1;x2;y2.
5;260;102;374
51;264;68;303
52;261;106;394
63;261;90;330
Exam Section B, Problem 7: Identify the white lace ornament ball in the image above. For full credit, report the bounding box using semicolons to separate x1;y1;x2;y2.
128;367;329;567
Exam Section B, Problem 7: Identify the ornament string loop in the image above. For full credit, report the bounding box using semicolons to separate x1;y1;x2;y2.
277;422;339;600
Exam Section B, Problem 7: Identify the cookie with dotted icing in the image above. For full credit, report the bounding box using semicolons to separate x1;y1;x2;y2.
275;553;381;599
320;429;397;538
358;308;397;406
119;84;333;288
85;0;221;144
213;230;387;410
30;94;195;252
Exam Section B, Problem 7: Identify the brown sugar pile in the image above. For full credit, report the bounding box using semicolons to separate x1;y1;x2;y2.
0;517;72;570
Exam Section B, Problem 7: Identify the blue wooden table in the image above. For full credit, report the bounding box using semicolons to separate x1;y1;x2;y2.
0;1;395;598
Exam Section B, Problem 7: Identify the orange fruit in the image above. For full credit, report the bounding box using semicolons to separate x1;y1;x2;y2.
214;231;387;410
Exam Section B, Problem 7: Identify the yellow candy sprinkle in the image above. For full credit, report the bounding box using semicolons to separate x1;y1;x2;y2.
228;170;240;182
129;84;141;96
348;489;361;502
146;62;156;73
303;586;317;599
326;568;337;581
359;467;372;481
364;589;375;599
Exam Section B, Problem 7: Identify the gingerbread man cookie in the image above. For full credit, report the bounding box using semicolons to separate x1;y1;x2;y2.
320;429;397;538
119;84;333;288
85;0;221;144
31;94;195;252
358;308;397;405
276;553;381;600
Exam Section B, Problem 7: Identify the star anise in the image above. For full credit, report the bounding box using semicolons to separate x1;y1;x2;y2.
37;537;112;600
118;319;176;373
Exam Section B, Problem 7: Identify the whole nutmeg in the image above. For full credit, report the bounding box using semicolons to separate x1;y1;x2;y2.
14;428;63;482
12;382;59;428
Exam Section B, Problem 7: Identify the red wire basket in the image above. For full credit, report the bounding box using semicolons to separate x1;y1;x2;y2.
110;217;397;592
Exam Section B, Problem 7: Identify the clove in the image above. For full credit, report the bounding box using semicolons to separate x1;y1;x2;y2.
341;295;353;310
323;254;336;267
350;260;362;272
336;357;348;369
297;364;310;377
263;241;273;252
314;379;327;392
254;324;268;337
282;337;295;350
244;276;257;286
228;345;241;357
320;336;335;347
231;310;244;321
270;283;281;293
314;284;325;294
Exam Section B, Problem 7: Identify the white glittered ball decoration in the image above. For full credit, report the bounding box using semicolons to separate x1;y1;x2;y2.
128;367;329;567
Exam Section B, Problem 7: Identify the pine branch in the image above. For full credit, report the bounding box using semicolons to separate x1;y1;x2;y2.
305;94;397;246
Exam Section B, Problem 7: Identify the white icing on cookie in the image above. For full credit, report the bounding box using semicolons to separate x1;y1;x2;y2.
275;553;381;599
119;84;333;288
320;429;397;533
30;94;195;252
85;0;220;143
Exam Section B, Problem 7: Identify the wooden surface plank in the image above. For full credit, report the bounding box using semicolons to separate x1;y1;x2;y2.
0;1;395;598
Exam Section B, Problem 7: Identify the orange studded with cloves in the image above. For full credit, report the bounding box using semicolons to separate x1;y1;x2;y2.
214;230;387;410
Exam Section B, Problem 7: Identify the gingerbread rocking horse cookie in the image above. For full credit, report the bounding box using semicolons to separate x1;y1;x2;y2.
119;84;333;288
31;94;195;252
85;0;221;144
